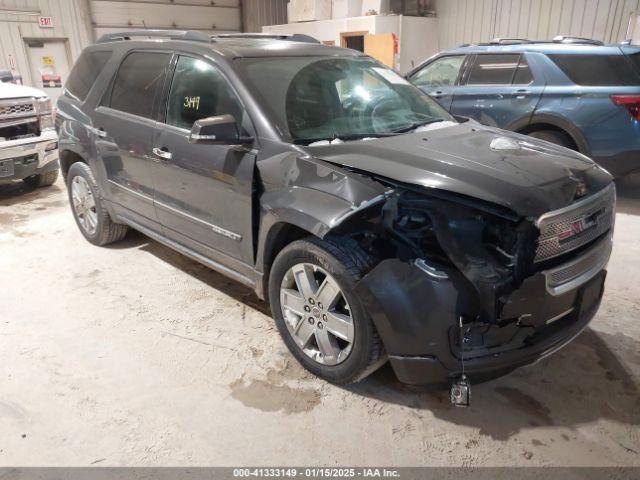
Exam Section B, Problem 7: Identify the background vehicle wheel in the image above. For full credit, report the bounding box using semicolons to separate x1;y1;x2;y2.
66;162;128;246
527;129;575;150
269;236;384;384
23;169;59;188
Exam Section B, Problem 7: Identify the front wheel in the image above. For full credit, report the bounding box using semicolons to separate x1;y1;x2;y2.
268;237;384;384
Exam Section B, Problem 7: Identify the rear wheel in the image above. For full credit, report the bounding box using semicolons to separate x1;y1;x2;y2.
269;237;384;384
67;162;128;246
23;169;59;188
527;129;575;149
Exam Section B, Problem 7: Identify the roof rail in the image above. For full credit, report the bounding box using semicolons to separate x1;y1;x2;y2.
96;29;212;44
489;37;532;44
552;35;604;45
212;33;320;44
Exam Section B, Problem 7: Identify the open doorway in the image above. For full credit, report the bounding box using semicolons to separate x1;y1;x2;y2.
340;32;367;52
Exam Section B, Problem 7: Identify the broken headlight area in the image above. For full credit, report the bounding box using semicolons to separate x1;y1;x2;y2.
340;186;540;325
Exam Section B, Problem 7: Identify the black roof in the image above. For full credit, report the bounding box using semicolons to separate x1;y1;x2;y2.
210;37;361;58
94;30;360;59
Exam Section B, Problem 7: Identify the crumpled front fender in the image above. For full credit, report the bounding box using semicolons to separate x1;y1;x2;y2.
258;151;388;231
354;258;476;358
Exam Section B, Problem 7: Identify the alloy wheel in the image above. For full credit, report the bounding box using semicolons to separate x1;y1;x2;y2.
71;175;98;236
280;262;354;366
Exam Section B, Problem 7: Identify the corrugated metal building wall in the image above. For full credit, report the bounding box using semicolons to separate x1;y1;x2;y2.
90;0;242;37
0;0;93;83
436;0;640;50
242;0;288;33
0;0;242;93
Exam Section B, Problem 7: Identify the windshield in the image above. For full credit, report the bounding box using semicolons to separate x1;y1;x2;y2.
234;56;455;144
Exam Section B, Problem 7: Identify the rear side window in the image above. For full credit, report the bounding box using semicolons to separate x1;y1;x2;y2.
466;54;521;85
65;50;111;101
109;52;171;118
548;54;640;86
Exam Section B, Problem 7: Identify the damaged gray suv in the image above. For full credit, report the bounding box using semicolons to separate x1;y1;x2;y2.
56;31;615;393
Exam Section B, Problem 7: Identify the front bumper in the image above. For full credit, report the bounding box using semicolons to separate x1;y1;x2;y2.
355;235;611;386
0;130;59;182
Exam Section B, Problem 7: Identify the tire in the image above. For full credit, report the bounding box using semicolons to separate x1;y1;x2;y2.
527;129;574;149
66;162;128;246
23;169;59;188
269;236;385;385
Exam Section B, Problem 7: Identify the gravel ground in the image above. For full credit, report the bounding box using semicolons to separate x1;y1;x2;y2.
0;173;638;467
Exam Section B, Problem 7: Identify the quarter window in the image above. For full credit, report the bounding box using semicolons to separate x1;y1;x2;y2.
109;52;170;119
548;54;640;86
466;54;521;85
65;50;112;101
410;56;465;87
166;56;244;130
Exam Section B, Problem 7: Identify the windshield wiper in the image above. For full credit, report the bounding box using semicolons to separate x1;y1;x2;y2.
392;119;450;134
294;132;399;145
338;132;400;141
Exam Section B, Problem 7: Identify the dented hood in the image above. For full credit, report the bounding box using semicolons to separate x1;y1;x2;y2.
308;122;612;217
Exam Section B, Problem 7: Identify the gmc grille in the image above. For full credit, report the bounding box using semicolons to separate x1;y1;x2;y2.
535;183;616;263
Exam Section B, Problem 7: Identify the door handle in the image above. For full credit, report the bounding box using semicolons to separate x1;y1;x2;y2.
431;90;444;98
152;147;172;161
516;89;529;100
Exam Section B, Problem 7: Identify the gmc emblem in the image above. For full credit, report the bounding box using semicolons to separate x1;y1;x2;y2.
557;210;602;243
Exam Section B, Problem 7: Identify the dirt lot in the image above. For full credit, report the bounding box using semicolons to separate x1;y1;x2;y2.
0;173;639;467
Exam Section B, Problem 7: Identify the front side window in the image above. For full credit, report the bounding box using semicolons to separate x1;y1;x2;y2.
466;54;521;85
66;50;112;101
109;52;171;118
235;56;455;144
548;54;640;86
410;56;465;87
166;56;244;130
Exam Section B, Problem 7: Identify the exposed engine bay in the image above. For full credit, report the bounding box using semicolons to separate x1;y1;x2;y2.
335;180;542;324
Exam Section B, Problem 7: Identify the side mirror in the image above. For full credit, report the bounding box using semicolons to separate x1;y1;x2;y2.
188;114;252;145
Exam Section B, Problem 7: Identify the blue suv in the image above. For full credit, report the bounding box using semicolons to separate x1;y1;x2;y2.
407;36;640;177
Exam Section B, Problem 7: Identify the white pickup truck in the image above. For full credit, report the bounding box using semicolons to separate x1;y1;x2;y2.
0;82;59;187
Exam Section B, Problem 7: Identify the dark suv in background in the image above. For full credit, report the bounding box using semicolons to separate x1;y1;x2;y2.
56;31;614;392
408;36;640;177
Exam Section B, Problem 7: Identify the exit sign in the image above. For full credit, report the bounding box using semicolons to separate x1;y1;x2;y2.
38;16;53;28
